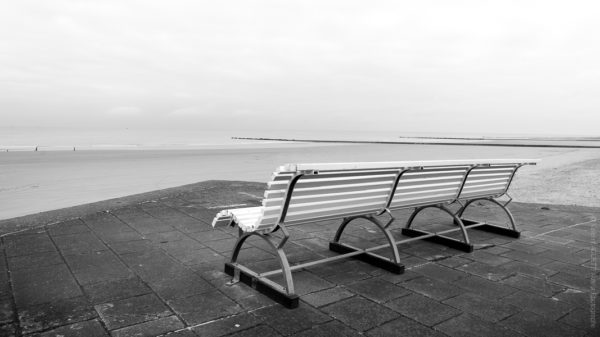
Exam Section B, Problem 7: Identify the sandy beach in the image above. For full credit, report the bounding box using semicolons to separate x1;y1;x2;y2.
1;141;599;221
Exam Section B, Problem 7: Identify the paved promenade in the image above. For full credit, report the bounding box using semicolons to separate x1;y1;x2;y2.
0;181;598;336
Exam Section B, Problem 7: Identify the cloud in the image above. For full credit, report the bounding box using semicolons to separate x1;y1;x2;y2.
106;106;142;116
169;107;201;116
232;109;254;117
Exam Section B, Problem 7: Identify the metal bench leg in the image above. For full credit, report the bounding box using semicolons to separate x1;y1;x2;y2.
330;215;404;274
225;231;299;308
457;198;520;238
402;205;474;252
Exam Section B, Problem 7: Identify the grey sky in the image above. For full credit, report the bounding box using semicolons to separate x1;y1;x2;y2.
1;1;598;136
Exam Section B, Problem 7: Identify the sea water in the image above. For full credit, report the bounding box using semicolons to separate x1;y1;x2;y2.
2;126;597;151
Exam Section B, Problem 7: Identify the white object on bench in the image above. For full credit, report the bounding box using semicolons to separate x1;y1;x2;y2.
212;159;537;308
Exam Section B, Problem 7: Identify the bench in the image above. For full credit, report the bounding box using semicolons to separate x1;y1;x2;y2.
211;159;537;308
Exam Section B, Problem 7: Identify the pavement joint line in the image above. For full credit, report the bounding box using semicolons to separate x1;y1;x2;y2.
0;218;73;238
27;318;104;337
474;244;497;250
164;304;275;334
163;326;197;336
525;235;574;246
524;217;598;239
406;261;433;270
207;204;248;209
405;253;458;271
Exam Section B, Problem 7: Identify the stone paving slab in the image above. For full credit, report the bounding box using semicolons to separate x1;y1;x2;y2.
0;180;598;336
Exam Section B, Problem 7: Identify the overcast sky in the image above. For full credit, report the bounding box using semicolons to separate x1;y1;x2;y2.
1;1;598;136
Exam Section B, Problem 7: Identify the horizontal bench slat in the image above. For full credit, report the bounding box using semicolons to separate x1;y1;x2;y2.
271;174;294;182
262;188;391;208
288;194;388;210
459;189;506;199
396;176;465;187
469;169;514;176
471;165;517;171
268;174;397;189
395;181;461;192
465;176;511;183
272;170;398;185
463;177;510;186
274;202;383;223
227;207;263;216
262;195;388;218
470;174;512;182
305;169;402;178
390;192;457;207
227;214;261;222
394;186;460;197
263;208;384;227
462;185;508;193
401;171;467;180
265;181;395;199
467;172;512;180
463;181;509;190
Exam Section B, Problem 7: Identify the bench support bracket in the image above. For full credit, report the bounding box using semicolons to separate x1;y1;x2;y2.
457;197;520;238
330;215;404;274
226;231;299;308
403;204;474;252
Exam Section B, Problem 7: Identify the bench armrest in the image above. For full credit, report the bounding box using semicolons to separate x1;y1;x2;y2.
212;210;234;228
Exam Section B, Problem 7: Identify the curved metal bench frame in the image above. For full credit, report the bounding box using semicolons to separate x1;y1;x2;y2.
225;229;298;307
402;204;474;252
456;196;521;238
330;214;404;273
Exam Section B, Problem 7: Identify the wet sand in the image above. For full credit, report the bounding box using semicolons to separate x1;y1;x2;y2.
1;142;599;220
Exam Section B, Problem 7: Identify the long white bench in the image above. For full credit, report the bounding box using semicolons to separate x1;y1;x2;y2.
212;159;537;308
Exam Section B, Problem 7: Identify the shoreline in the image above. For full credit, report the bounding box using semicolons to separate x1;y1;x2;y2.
232;137;600;149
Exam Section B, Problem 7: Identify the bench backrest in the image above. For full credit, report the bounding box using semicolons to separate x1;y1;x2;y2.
251;160;536;232
389;165;470;209
459;164;519;200
259;169;398;229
